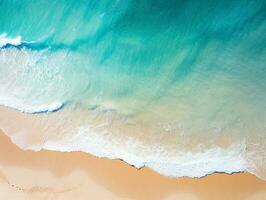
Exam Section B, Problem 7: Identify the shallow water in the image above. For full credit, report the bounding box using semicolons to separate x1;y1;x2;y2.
0;0;266;179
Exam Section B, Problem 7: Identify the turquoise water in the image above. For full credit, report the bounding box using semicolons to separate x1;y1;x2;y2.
0;0;266;179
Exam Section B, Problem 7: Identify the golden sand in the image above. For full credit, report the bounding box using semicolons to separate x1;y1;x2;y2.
0;130;266;200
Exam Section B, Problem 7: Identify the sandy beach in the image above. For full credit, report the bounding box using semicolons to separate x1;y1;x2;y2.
0;130;265;200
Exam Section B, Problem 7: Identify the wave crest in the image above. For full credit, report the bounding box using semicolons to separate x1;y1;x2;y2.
0;33;22;48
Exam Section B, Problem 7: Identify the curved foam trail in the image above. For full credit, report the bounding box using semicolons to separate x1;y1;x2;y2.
0;101;64;114
41;126;248;178
0;33;21;47
0;0;266;180
0;106;247;179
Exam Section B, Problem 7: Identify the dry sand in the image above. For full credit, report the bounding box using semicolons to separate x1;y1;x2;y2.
0;130;266;200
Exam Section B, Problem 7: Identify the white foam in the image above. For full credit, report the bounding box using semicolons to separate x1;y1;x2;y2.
40;125;248;179
0;47;91;115
0;99;64;114
0;47;64;113
0;33;22;47
1;105;263;179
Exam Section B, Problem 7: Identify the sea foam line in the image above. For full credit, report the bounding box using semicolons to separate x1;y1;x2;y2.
0;99;65;114
0;33;22;48
40;126;249;179
0;110;262;180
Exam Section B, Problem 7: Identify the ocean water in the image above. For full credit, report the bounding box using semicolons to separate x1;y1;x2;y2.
0;0;266;179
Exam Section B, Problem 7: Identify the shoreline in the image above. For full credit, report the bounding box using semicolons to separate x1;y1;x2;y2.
0;130;266;200
0;105;252;180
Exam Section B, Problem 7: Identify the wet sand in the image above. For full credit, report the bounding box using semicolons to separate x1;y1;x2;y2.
0;130;266;200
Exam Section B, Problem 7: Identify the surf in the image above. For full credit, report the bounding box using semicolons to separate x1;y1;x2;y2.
0;0;266;180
